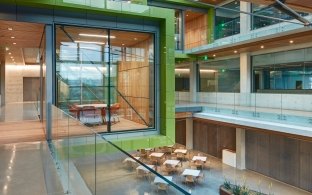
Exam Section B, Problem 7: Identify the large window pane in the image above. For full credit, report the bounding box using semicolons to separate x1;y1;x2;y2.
199;58;240;92
252;48;312;93
175;66;190;91
55;25;155;132
215;1;240;40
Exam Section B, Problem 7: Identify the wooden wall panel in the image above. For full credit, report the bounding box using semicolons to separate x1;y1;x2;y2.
206;123;218;157
218;126;236;159
175;119;186;146
257;132;270;176
246;130;312;193
185;14;207;49
117;37;152;125
269;134;281;180
299;141;312;192
193;119;236;158
246;131;257;171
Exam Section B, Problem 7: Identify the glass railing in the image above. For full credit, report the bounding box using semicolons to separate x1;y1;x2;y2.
214;18;240;40
49;105;190;194
176;92;312;127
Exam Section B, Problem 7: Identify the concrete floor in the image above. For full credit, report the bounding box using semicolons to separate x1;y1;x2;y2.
0;142;63;195
0;102;39;122
74;150;312;195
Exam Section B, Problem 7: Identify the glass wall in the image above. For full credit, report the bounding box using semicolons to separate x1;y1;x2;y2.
55;25;155;132
252;4;309;30
252;48;312;93
175;10;183;50
175;66;190;91
215;1;240;40
199;58;240;92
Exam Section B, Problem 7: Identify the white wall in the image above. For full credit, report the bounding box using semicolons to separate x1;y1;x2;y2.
5;65;41;103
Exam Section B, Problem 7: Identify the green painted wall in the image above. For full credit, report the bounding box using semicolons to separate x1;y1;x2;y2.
207;8;215;44
0;0;176;146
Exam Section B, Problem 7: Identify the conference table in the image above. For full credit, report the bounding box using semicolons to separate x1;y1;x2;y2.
75;104;107;109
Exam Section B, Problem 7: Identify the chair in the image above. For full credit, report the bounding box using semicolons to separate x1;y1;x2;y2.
79;106;102;125
68;104;79;118
185;175;195;186
177;152;185;161
100;107;106;124
194;160;204;170
157;183;169;193
110;103;120;123
136;168;148;179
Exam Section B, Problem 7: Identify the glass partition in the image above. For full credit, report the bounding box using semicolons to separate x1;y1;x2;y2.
199;58;240;92
175;66;190;92
55;25;155;133
49;105;190;195
215;1;240;40
252;47;312;93
252;4;309;30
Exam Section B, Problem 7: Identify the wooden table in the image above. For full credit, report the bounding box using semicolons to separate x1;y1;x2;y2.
149;152;164;158
75;104;107;109
154;176;173;184
174;149;187;154
123;157;140;163
182;169;201;177
136;165;155;172
163;160;181;167
192;156;207;162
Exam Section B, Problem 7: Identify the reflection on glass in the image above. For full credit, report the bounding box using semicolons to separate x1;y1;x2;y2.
252;4;309;30
199;58;240;92
175;10;183;50
215;1;240;40
55;25;155;132
175;66;190;91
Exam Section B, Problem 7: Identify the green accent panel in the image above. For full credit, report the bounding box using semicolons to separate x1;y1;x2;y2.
131;0;147;5
207;8;215;44
175;52;190;59
161;0;212;9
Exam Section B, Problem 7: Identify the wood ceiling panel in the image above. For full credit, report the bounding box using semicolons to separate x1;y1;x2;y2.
0;20;44;65
201;30;312;58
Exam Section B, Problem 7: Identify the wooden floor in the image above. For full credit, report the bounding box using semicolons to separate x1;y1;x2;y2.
0;120;45;145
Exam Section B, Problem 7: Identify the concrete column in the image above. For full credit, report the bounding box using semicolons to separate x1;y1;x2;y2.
189;62;197;102
240;1;251;34
240;52;251;93
185;117;193;149
236;128;246;170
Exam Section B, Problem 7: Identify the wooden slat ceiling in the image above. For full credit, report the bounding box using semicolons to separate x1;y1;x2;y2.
241;0;312;13
185;11;205;22
0;20;44;66
200;30;312;58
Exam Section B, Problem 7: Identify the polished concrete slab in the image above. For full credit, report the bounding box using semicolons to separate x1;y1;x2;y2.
0;142;63;195
74;149;312;195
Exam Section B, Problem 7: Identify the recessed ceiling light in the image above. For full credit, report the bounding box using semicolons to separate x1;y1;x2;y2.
234;50;238;53
10;56;13;59
8;27;13;31
5;47;9;51
186;15;189;17
13;42;16;45
260;45;264;49
8;52;11;55
78;33;116;39
134;38;138;40
122;43;125;46
213;54;216;57
11;36;15;39
289;40;294;44
74;40;105;45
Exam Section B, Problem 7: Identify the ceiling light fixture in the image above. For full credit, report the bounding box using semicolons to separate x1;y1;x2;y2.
5;47;9;51
289;40;294;44
9;52;11;55
74;40;105;45
78;33;116;39
260;45;264;49
234;50;238;53
213;54;216;57
11;36;15;39
13;42;16;45
8;27;13;31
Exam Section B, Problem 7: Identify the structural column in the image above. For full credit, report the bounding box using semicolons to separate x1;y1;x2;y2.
240;1;251;34
189;62;197;102
240;52;251;93
0;61;5;106
185;117;193;149
236;128;246;170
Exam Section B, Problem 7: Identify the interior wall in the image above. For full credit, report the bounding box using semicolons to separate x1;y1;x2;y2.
185;14;207;49
193;118;236;158
175;118;186;145
5;65;40;103
117;37;153;125
246;130;312;192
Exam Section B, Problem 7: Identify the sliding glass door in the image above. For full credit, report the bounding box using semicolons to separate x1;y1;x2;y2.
55;25;155;132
